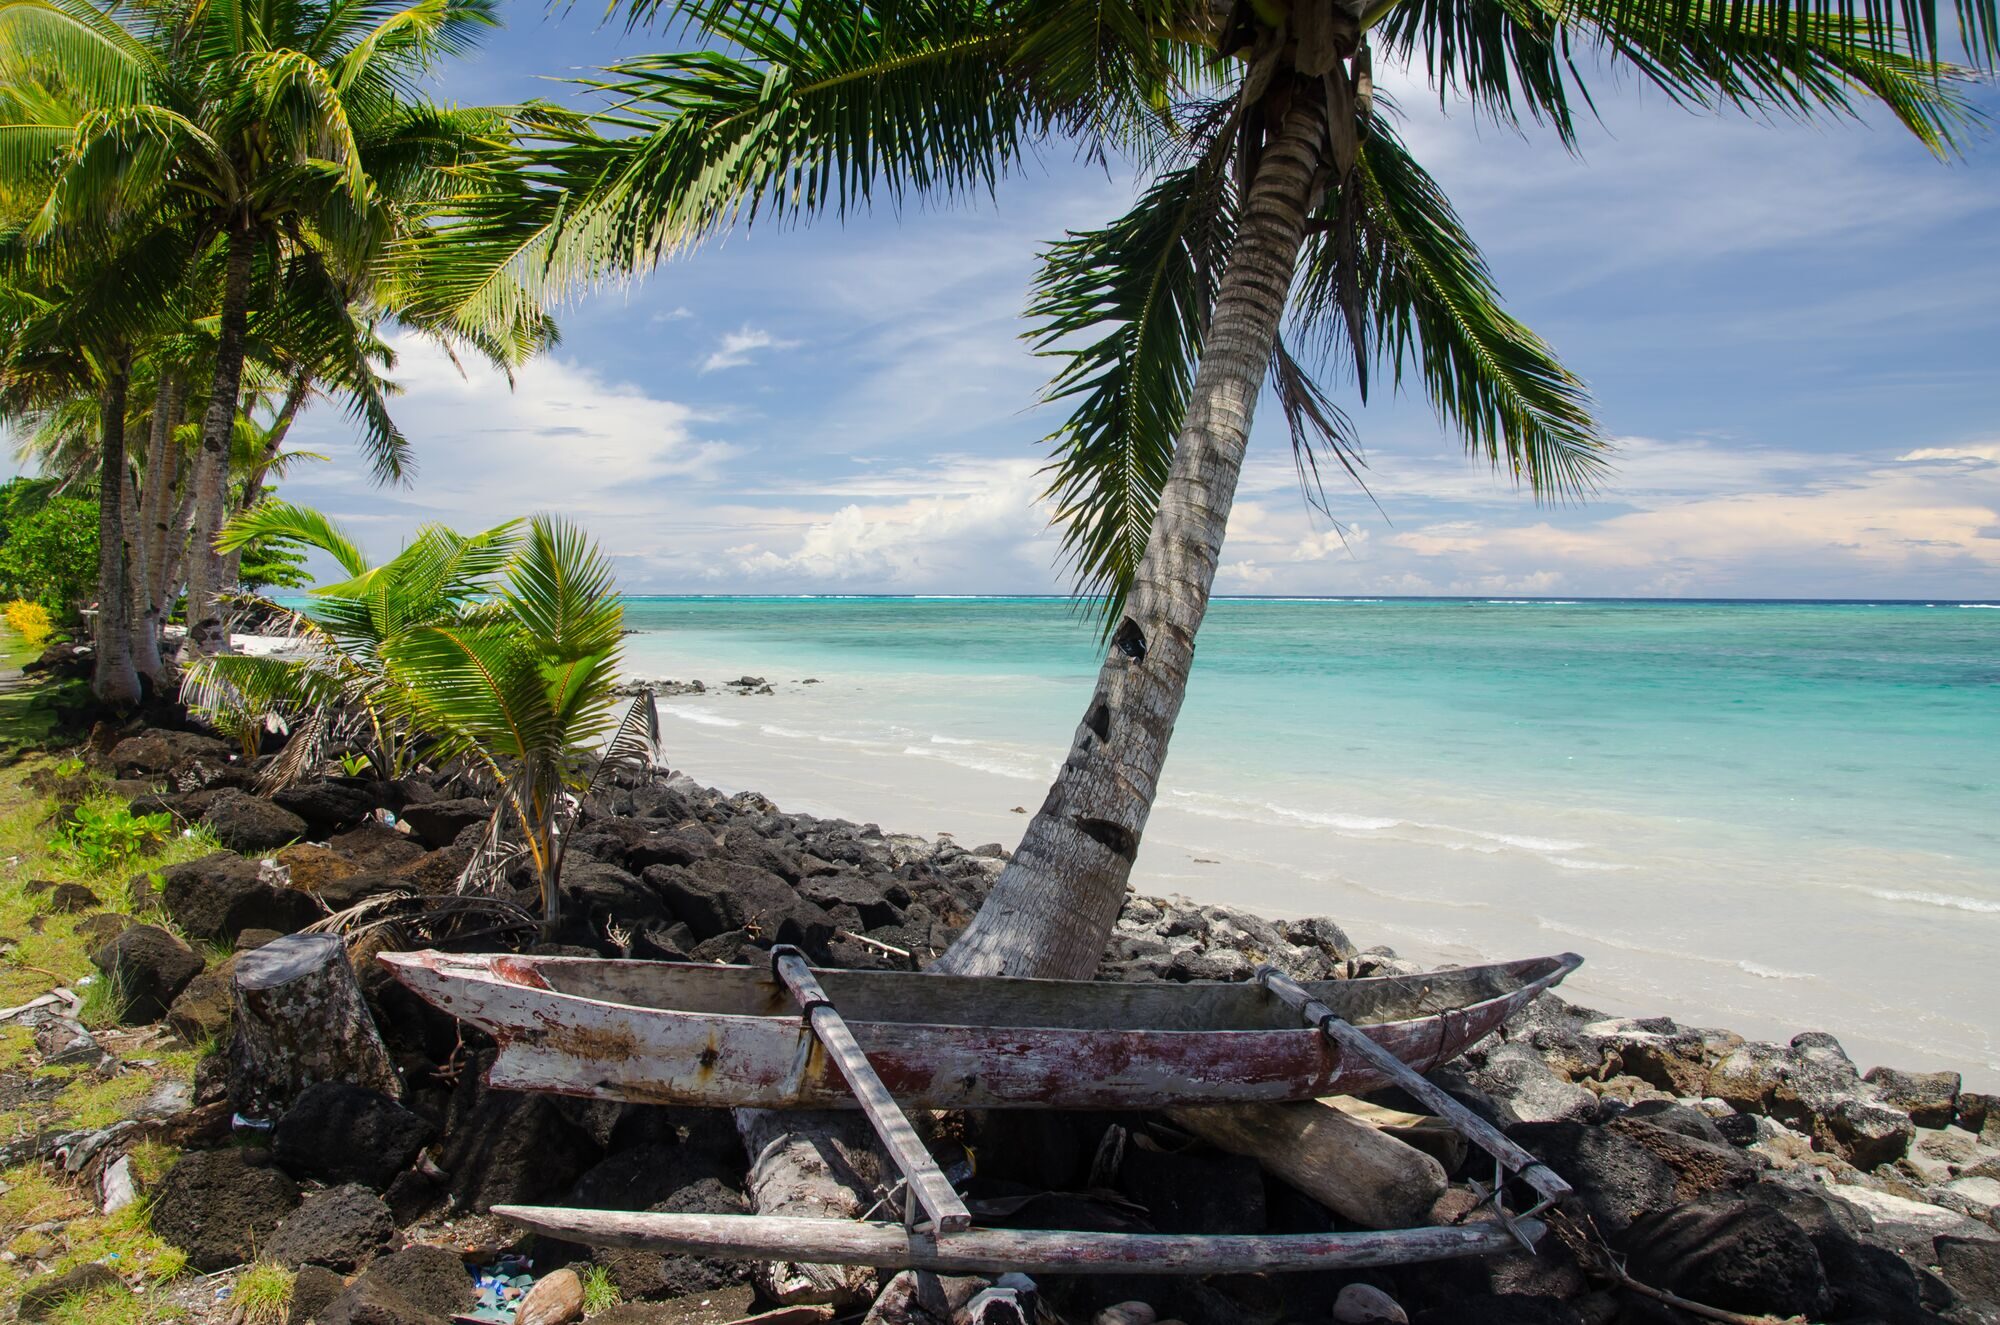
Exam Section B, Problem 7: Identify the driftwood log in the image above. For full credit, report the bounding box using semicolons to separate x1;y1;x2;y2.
228;933;396;1114
1166;1100;1447;1229
1325;1096;1471;1172
737;1107;887;1306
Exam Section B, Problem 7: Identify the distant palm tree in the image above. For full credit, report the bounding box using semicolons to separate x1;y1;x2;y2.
460;0;1989;979
0;0;536;655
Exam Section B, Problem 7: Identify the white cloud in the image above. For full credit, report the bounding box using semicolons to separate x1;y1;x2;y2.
1899;443;2000;464
650;305;694;324
700;326;799;373
1211;435;2000;598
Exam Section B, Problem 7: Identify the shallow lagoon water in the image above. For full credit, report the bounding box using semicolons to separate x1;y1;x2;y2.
619;596;2000;1086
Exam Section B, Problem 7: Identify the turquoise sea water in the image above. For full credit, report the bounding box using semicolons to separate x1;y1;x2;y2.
617;596;2000;1080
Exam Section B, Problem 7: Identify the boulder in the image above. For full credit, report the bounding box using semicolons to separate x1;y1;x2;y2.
149;1147;300;1271
271;780;382;837
1456;1043;1597;1126
17;1264;125;1321
1958;1092;1998;1139
568;819;713;872
643;859;834;948
165;955;238;1043
398;797;493;848
265;1183;396;1271
89;923;203;1024
561;1142;743;1214
1936;1236;2000;1322
275;842;362;892
441;1061;600;1211
564;861;667;922
290;1265;348;1324
108;729;234;777
1625;1191;1829;1321
1509;1122;1678;1234
273;1080;435;1191
328;822;429;871
318;1244;474;1325
159;851;320;943
1823;1095;1917;1170
45;882;100;913
199;789;308;852
392;847;473;896
589;1177;754;1302
71;911;131;948
1742;1179;1935;1325
1865;1066;1961;1129
1820;1184;2000;1260
1609;1116;1765;1198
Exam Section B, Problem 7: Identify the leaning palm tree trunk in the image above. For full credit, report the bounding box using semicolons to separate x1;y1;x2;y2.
185;226;258;657
935;93;1328;980
92;359;142;707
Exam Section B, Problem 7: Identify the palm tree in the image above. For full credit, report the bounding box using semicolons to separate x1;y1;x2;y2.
0;0;524;656
185;500;524;785
0;228;193;705
459;0;1990;980
381;516;659;939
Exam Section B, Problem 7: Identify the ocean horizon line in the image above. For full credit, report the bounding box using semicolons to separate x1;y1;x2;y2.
609;592;2000;606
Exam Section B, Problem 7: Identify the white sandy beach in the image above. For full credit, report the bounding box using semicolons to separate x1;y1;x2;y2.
631;668;2000;1092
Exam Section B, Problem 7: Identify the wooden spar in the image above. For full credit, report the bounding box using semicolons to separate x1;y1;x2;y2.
767;947;971;1234
490;1206;1540;1276
376;950;1584;1112
1255;965;1572;1217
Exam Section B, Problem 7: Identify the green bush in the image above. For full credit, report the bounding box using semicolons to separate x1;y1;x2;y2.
58;800;172;872
0;495;98;620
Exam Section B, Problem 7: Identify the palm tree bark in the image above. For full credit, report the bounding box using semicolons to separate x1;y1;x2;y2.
185;223;257;657
132;374;180;681
934;92;1328;980
223;370;310;589
92;356;142;707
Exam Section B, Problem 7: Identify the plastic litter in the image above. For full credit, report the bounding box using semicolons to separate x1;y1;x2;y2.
464;1254;535;1322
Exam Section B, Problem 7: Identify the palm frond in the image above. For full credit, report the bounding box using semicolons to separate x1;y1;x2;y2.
1028;143;1234;628
219;498;373;577
1297;120;1606;499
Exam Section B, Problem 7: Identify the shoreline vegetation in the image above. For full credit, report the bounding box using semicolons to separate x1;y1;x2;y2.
3;626;2000;1324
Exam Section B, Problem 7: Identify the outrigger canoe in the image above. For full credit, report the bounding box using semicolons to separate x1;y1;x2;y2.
385;946;1583;1274
380;948;1581;1111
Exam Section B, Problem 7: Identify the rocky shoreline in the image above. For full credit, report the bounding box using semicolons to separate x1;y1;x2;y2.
29;721;2000;1324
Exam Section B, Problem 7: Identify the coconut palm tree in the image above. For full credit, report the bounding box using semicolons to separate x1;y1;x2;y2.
0;225;195;704
452;0;1989;981
0;0;531;655
184;500;524;784
379;516;659;939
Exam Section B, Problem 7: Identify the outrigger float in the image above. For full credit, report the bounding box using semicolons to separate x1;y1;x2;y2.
382;946;1582;1275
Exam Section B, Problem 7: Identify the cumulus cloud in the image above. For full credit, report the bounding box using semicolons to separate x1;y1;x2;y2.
1215;436;2000;598
700;326;799;373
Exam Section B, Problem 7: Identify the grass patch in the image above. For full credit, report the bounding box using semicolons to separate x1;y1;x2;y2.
581;1261;621;1315
232;1261;293;1325
0;757;247;1316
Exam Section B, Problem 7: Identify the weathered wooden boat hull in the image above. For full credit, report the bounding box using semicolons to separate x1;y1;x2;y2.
491;1205;1542;1275
381;949;1580;1110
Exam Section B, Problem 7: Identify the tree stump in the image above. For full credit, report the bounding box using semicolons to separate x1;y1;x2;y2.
228;933;396;1116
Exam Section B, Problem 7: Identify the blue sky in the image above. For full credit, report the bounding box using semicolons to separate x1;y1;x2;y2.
276;10;2000;595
